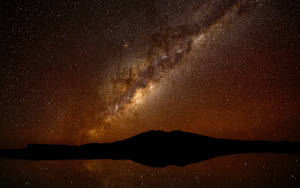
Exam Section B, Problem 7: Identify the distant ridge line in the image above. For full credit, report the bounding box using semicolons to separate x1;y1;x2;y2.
1;130;299;167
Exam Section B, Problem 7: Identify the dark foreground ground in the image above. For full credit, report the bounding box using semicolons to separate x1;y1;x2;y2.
1;130;299;167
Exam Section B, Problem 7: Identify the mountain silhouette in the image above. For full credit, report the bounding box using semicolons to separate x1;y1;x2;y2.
0;130;299;167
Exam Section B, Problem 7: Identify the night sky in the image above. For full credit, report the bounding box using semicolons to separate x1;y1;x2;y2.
1;0;300;187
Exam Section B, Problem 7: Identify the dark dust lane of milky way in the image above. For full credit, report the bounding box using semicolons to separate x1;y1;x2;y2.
0;0;300;187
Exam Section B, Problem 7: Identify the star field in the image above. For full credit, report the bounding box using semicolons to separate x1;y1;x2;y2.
0;0;300;187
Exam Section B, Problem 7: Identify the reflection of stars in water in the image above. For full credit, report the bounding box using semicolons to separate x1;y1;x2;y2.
0;0;300;187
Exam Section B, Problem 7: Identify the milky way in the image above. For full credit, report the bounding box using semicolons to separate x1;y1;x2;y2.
1;0;300;187
1;0;300;146
90;0;263;138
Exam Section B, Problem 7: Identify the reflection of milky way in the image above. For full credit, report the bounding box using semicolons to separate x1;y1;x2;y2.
89;0;261;138
1;1;300;187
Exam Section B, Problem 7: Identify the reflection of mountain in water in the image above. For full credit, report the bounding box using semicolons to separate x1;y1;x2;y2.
1;130;300;167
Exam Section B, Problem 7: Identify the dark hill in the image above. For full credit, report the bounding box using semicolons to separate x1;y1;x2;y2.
0;130;299;167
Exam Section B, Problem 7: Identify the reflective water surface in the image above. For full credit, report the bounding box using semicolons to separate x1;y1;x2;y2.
1;154;299;187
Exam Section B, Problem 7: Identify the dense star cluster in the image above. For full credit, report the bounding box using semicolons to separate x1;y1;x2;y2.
0;0;300;187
